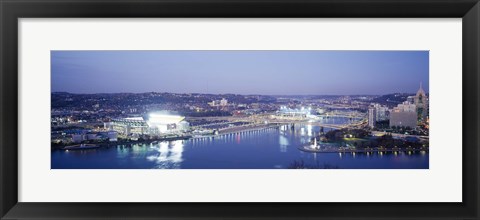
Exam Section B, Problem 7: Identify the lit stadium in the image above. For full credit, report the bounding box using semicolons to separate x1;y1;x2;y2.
106;112;190;137
146;113;189;133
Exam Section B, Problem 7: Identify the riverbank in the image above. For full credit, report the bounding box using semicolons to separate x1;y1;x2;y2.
51;135;192;150
298;145;429;153
52;123;285;150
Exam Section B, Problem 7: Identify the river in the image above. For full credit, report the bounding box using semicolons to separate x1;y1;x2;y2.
51;117;429;169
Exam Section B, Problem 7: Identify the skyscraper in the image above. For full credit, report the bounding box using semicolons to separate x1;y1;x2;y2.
368;106;376;128
414;82;428;124
372;103;389;121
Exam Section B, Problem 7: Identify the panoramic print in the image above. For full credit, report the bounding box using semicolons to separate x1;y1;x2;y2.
51;50;429;169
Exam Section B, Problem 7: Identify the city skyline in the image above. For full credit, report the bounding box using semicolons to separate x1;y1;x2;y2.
51;50;429;169
51;50;429;95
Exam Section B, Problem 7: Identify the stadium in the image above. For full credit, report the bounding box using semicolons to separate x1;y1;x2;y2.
106;112;190;137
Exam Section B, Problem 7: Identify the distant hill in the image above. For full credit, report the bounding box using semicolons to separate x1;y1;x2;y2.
371;93;413;108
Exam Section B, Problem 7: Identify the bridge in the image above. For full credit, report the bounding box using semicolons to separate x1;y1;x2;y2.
189;115;368;131
319;110;366;119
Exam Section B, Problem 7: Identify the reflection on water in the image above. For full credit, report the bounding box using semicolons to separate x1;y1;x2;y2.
279;135;289;153
146;140;184;169
51;123;428;169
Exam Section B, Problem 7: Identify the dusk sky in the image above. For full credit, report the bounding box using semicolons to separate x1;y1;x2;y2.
51;50;429;95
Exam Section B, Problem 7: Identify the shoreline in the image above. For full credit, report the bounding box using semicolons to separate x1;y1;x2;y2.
51;135;192;150
298;145;429;153
52;123;285;150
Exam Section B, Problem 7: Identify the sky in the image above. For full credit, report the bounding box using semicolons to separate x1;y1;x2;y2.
51;50;429;95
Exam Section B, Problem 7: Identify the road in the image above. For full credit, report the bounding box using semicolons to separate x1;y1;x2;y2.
371;131;429;140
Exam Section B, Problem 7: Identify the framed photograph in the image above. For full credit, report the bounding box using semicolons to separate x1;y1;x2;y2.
1;0;479;219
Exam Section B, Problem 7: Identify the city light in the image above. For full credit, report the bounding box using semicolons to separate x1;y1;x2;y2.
50;51;429;169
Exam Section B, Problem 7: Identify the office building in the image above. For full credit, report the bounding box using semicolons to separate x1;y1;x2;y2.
372;103;389;121
368;106;376;128
389;101;417;128
414;82;428;123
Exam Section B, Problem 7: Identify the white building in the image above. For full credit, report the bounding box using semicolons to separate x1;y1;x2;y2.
71;131;118;143
220;98;228;106
389;101;417;128
209;98;229;107
407;96;415;104
208;100;219;107
372;103;389;121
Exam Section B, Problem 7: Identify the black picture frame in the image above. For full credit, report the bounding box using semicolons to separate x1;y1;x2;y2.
1;0;479;219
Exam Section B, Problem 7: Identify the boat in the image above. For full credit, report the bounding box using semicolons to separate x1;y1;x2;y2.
63;144;100;150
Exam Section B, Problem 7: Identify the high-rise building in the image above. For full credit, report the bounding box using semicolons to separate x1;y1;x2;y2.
372;103;389;121
389;101;417;128
414;82;428;124
368;106;376;128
